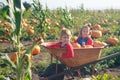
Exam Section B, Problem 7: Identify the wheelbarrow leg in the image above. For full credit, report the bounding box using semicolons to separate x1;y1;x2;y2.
65;67;74;79
55;58;58;74
50;54;53;64
91;64;96;75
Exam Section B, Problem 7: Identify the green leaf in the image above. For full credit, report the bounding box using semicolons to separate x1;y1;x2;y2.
1;5;9;19
0;75;10;80
14;11;22;36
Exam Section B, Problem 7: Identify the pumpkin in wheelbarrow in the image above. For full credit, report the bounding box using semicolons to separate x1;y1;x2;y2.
84;45;93;48
72;43;81;48
93;41;107;47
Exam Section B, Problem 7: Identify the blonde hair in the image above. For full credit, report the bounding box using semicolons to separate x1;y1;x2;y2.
60;28;72;38
78;24;91;38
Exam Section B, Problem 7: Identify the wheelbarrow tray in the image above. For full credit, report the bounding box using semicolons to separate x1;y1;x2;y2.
44;42;103;67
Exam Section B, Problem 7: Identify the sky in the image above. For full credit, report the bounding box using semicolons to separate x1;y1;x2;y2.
1;0;120;10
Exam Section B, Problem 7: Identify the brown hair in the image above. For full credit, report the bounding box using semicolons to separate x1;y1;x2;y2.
60;28;72;38
78;24;91;38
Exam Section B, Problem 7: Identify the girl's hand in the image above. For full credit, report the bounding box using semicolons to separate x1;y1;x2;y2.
41;42;46;46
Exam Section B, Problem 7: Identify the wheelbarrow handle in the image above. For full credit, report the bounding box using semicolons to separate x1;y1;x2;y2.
104;44;111;48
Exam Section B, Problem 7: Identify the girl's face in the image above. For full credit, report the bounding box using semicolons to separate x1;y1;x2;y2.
60;35;70;43
81;27;90;38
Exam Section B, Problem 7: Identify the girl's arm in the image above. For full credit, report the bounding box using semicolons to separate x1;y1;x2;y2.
46;42;59;48
62;42;74;58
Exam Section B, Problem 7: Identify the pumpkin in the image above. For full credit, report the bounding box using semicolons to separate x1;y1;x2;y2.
85;45;93;48
72;43;81;48
107;36;119;46
93;41;107;47
28;29;34;35
10;52;17;62
10;50;26;63
91;30;102;38
93;24;101;30
32;45;41;55
102;28;109;34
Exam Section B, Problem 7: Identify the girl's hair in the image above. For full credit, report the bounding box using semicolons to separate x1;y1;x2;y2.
60;28;71;37
78;24;91;38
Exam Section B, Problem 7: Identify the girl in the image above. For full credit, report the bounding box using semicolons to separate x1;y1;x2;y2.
46;28;74;58
76;24;93;47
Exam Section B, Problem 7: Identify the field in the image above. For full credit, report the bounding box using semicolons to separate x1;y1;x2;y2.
0;0;120;80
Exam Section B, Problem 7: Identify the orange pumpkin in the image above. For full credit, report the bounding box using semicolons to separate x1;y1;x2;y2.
93;41;107;47
107;36;119;46
10;50;26;63
91;30;102;38
32;45;41;55
10;52;17;62
28;29;34;35
72;43;81;48
85;45;93;48
93;24;101;30
102;28;109;34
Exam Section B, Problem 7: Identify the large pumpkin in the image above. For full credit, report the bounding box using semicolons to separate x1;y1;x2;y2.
107;36;119;46
91;30;102;38
93;41;107;47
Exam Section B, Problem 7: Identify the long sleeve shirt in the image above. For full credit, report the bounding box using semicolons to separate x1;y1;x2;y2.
47;42;74;59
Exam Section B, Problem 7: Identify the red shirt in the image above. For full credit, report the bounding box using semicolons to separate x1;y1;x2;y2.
47;42;74;58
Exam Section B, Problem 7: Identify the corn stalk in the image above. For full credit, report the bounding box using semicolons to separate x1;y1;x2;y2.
0;0;35;80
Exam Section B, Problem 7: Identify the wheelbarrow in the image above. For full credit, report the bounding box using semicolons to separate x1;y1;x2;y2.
41;42;120;80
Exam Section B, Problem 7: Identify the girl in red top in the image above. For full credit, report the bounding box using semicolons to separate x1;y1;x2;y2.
75;24;93;47
46;28;74;59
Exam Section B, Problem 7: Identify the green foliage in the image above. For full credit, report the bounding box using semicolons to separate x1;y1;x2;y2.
31;0;49;39
92;73;115;80
0;75;10;80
